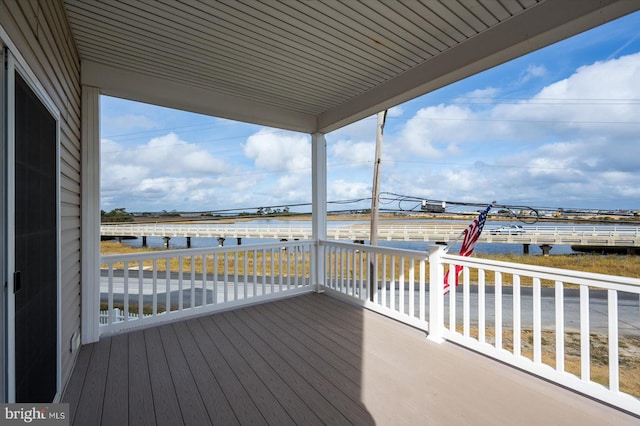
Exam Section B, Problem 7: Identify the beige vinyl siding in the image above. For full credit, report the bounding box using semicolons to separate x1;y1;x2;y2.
0;0;81;390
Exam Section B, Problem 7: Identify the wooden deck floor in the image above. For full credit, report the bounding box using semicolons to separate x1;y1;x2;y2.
63;293;638;425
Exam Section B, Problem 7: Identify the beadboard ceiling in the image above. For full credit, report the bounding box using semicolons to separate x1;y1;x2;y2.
63;0;640;133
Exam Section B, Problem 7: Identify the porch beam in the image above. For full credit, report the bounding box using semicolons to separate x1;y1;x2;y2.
81;61;317;133
81;85;101;344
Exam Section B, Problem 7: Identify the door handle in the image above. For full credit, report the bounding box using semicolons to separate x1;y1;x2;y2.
13;270;21;294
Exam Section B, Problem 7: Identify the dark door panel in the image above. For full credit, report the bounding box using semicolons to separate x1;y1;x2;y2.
13;72;57;402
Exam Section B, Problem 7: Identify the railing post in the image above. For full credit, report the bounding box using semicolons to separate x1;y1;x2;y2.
427;246;445;343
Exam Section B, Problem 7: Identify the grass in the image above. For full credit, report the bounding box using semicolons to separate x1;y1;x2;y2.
102;241;640;285
479;253;640;279
101;241;310;277
457;325;640;398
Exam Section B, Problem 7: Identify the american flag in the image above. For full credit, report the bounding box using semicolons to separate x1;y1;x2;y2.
444;204;492;294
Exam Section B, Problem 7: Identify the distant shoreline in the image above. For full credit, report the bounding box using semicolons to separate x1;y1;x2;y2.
109;212;640;226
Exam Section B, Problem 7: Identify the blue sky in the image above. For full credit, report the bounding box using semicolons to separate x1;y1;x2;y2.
101;11;640;214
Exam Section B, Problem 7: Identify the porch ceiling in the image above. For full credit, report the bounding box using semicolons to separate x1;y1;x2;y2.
63;0;640;133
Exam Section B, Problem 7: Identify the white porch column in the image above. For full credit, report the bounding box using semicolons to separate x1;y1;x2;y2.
427;245;446;343
81;86;101;343
311;132;327;291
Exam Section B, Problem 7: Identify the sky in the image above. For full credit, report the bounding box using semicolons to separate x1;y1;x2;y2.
100;11;640;215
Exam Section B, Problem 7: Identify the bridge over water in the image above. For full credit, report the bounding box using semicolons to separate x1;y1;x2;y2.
101;222;640;253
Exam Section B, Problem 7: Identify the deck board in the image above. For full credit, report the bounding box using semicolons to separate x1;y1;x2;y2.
198;315;295;425
127;330;156;426
170;321;239;425
102;333;128;426
144;327;183;426
63;293;639;425
72;337;110;426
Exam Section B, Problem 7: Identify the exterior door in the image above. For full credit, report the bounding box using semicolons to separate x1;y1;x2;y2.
4;51;59;402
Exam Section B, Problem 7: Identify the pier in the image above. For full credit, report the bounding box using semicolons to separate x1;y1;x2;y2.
101;222;640;253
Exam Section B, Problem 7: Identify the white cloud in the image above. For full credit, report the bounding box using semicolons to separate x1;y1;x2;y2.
243;129;311;172
517;64;548;84
395;104;477;158
329;179;370;201
329;140;375;167
100;133;232;210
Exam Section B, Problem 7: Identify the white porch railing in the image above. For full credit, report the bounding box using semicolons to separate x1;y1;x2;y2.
99;240;315;334
319;240;640;415
98;238;640;414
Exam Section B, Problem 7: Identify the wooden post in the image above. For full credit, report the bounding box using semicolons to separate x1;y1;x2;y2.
369;110;387;301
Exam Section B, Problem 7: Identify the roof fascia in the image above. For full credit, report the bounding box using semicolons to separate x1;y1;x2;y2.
81;60;318;133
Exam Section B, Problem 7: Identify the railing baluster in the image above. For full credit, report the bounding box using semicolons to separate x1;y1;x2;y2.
580;285;590;381
409;259;415;317
261;249;267;295
138;260;143;319
201;254;207;306
234;251;239;300
165;256;171;314
463;267;470;337
108;264;114;325
533;277;542;364
212;253;218;304
513;274;521;357
449;262;456;332
191;256;196;307
123;261;129;323
152;259;158;316
359;250;364;299
270;248;275;293
419;259;425;322
478;269;486;344
555;280;565;372
372;253;379;304
279;248;283;292
382;254;388;309
243;250;248;299
390;255;395;311
608;289;619;392
178;256;183;311
340;248;345;293
251;250;256;297
224;253;228;303
399;256;405;314
337;248;342;292
495;272;502;350
295;246;300;289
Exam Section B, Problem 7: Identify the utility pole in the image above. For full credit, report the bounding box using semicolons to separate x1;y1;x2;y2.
369;110;387;301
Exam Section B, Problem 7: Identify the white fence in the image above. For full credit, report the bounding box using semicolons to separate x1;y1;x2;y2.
100;222;640;246
99;308;152;324
99;240;315;334
319;240;640;415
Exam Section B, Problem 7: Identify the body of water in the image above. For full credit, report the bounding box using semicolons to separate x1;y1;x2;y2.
120;218;578;255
